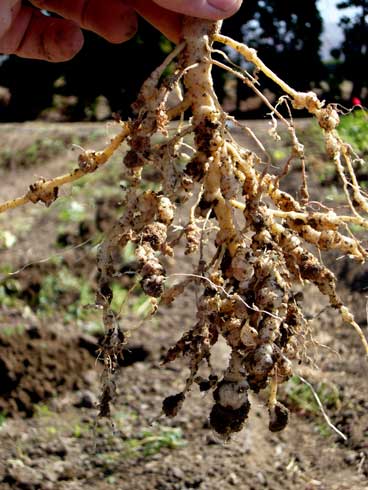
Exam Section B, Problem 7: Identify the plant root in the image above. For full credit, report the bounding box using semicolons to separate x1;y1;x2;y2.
94;18;367;435
1;17;367;437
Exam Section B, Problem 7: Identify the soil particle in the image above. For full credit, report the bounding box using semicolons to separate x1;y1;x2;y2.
40;440;68;458
74;390;98;409
0;323;99;416
5;459;42;489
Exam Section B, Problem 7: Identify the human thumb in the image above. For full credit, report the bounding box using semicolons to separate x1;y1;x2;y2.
0;0;20;36
152;0;242;20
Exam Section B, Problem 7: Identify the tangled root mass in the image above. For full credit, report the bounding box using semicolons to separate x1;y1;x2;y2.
2;18;367;438
95;18;368;437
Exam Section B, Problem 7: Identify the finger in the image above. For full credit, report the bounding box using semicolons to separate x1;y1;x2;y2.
133;0;182;44
0;6;84;61
152;0;242;20
0;0;20;36
29;0;138;43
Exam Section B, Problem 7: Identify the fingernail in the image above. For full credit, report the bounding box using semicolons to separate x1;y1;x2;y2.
208;0;239;12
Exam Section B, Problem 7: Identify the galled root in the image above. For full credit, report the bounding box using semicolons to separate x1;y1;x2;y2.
92;18;368;439
94;18;367;436
1;17;367;438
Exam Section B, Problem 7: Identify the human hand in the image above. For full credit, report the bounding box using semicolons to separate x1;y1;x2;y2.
0;0;242;62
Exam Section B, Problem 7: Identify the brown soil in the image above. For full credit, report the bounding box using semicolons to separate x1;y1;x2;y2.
0;122;367;490
0;319;98;417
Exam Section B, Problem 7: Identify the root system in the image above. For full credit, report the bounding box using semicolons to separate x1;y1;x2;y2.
1;17;367;438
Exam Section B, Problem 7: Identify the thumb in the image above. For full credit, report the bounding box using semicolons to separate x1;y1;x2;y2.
152;0;242;20
133;0;183;44
0;0;20;36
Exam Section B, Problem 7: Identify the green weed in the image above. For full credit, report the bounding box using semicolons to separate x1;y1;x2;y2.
110;283;128;312
38;267;95;320
131;294;152;317
283;376;341;415
0;411;7;427
316;422;333;438
57;200;87;224
72;422;91;438
0;147;13;168
316;162;337;185
272;148;287;162
0;278;22;308
46;426;58;436
0;264;13;274
338;109;368;157
0;132;87;169
297;121;326;155
0;230;17;249
34;404;52;418
23;138;65;166
105;475;117;485
1;323;25;337
124;427;186;457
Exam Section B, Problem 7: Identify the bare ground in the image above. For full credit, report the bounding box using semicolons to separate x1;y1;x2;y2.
0;122;367;490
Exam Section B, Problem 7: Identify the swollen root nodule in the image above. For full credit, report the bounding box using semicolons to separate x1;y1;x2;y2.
74;18;368;436
93;17;368;437
1;17;367;437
